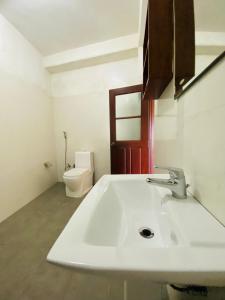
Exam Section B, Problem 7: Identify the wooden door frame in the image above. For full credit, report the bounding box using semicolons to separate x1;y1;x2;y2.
109;84;154;174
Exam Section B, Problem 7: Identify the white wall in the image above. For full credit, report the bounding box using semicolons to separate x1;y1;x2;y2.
0;15;57;223
51;57;142;182
154;54;218;170
154;99;179;169
0;15;50;93
154;56;225;225
177;58;225;225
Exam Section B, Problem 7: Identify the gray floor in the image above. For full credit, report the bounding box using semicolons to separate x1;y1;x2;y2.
0;183;124;300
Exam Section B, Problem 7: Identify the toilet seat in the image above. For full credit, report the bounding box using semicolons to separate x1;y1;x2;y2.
63;168;90;178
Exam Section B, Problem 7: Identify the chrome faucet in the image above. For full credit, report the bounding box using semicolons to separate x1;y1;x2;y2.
146;166;188;199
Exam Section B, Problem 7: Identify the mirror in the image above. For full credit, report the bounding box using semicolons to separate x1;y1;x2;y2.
180;0;225;94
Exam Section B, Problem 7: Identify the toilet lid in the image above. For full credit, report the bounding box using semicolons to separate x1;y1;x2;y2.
64;168;88;177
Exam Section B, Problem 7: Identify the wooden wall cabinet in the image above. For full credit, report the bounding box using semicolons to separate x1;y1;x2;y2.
143;0;195;100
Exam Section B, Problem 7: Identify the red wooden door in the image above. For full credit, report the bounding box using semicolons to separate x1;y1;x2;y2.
109;84;152;174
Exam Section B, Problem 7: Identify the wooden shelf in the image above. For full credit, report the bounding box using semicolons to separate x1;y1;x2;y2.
142;0;173;100
143;44;149;70
142;0;195;100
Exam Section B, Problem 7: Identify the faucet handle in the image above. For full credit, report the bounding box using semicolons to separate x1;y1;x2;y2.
154;165;185;180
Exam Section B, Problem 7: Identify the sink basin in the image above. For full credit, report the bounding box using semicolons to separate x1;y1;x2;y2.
47;174;225;287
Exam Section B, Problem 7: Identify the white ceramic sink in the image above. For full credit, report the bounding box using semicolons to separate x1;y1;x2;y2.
47;174;225;287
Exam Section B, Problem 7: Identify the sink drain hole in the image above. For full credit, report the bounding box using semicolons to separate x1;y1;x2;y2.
139;227;154;239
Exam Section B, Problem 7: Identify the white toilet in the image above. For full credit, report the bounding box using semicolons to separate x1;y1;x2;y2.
63;152;94;198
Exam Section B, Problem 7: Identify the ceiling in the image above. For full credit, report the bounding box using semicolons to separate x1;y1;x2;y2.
0;0;139;55
194;0;225;32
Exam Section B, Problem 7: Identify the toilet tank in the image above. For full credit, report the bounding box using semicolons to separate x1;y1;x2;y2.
75;152;94;170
